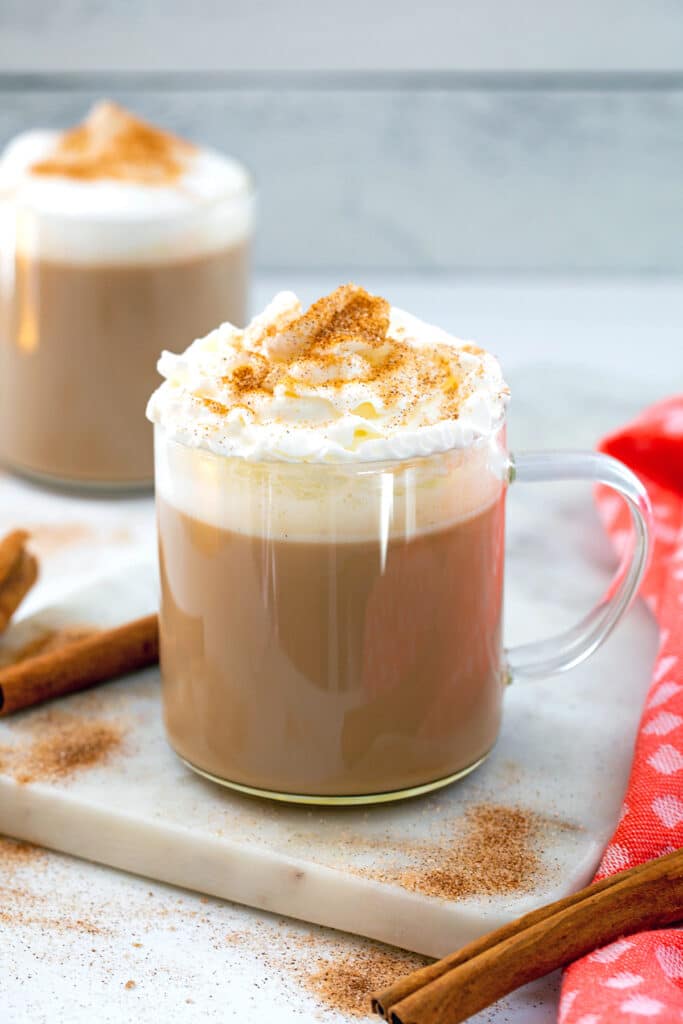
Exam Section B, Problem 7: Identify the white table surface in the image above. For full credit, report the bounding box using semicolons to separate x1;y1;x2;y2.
1;274;680;1023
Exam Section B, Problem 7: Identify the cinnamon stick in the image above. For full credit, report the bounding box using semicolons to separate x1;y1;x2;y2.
373;850;663;1018
373;847;683;1024
0;530;29;583
0;614;159;715
0;531;38;633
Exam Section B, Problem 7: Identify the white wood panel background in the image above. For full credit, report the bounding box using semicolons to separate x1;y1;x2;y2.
1;0;683;72
1;1;681;271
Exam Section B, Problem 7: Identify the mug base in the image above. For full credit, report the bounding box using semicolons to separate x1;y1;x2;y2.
179;751;492;806
2;459;153;495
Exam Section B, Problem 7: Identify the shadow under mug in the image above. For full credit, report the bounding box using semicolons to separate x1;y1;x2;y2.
154;422;651;805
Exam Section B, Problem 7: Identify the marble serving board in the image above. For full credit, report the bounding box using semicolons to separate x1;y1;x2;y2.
0;536;657;959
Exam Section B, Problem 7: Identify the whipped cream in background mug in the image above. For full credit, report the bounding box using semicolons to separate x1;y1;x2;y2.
148;285;651;804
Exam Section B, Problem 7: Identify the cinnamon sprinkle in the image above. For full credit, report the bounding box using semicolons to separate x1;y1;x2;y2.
271;284;391;357
28;522;95;555
0;836;45;872
390;804;545;900
222;917;429;1019
28;521;132;556
0;838;106;936
304;946;428;1017
0;892;106;935
227;357;271;395
282;801;574;902
204;284;483;428
202;398;230;416
5;711;123;784
0;904;106;935
31;101;194;185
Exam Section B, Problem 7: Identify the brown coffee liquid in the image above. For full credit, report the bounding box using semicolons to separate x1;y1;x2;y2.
158;496;506;797
0;243;248;486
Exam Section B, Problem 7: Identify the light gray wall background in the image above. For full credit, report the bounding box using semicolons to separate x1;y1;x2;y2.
3;0;683;72
1;1;682;272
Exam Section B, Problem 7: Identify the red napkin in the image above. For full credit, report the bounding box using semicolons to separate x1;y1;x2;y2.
560;396;683;1024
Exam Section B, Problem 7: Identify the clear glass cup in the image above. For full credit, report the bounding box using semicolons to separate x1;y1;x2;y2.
0;181;254;490
154;418;651;805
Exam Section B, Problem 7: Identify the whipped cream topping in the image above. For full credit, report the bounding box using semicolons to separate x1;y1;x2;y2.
147;285;509;464
0;102;252;262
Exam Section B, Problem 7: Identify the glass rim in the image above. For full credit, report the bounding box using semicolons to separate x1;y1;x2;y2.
153;416;507;474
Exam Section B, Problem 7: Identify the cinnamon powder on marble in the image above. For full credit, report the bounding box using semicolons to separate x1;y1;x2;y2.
6;711;123;784
394;803;544;900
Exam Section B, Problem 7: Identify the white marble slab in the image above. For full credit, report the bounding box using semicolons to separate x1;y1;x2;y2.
0;370;659;963
0;599;657;962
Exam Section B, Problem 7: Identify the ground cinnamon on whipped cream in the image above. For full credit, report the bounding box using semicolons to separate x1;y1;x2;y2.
147;284;509;462
30;102;194;185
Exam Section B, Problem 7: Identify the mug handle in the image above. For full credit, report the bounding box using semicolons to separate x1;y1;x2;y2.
506;450;652;681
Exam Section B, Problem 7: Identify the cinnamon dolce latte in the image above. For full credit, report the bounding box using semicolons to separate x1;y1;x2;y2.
148;285;511;801
0;102;252;487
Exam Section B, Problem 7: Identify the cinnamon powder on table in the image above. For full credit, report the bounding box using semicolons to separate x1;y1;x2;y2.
28;522;132;556
0;836;45;873
28;523;96;556
0;837;105;936
304;946;428;1018
221;920;429;1019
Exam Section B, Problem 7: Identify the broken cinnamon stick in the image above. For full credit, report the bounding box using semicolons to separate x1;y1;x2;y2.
0;531;38;633
0;530;28;582
372;846;683;1024
0;614;159;715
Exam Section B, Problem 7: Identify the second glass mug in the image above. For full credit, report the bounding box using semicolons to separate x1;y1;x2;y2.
0;182;253;490
155;416;651;805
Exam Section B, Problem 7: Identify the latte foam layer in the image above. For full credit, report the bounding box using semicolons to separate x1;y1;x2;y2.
155;427;507;542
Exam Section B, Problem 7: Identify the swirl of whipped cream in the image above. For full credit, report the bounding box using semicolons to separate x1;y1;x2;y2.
146;285;510;463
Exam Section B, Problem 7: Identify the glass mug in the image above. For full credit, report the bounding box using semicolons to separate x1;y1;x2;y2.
154;418;651;805
0;178;253;490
